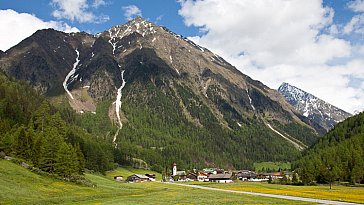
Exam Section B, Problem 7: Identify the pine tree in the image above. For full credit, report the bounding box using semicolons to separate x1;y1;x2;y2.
14;126;33;158
32;134;44;167
39;127;62;174
55;142;78;178
74;144;85;174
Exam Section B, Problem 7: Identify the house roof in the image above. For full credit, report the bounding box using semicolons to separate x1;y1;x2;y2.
129;174;150;179
237;172;257;178
187;172;197;177
198;172;209;176
175;171;186;176
208;173;232;179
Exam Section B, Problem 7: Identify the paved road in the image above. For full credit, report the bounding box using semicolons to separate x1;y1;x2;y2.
165;183;360;205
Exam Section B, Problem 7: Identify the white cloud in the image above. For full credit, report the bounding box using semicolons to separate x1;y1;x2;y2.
0;9;79;51
344;1;364;35
122;5;142;21
51;0;109;23
156;15;164;23
348;0;364;12
92;0;106;8
343;14;364;34
179;0;364;113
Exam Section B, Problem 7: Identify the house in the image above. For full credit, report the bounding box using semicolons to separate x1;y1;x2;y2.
174;171;187;181
186;172;198;181
203;168;217;175
126;174;150;183
208;173;233;183
197;172;209;182
113;176;123;182
237;171;257;181
270;172;284;179
145;173;156;181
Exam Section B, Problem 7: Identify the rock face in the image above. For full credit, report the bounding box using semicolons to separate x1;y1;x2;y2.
278;82;352;131
0;17;323;167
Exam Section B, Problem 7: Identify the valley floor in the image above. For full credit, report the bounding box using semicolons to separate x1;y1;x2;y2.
170;183;361;205
0;159;362;205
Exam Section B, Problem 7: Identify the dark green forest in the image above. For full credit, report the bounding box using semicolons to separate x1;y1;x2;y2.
293;112;364;185
0;72;115;179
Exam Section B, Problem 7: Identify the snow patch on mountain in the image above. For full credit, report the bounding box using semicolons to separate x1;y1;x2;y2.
63;49;80;100
113;68;126;148
278;82;352;131
246;89;256;111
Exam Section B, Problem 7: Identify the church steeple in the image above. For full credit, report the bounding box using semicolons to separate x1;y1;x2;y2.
172;162;177;176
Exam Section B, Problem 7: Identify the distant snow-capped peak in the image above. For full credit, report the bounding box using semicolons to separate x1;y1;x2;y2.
278;82;352;131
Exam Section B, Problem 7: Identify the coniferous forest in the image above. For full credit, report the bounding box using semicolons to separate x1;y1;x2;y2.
0;72;115;178
293;112;364;185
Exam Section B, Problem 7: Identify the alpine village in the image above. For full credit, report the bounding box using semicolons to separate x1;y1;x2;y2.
0;11;364;205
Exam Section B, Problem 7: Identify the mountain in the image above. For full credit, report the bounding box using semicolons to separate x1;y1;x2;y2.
293;111;364;184
0;17;320;169
278;82;352;132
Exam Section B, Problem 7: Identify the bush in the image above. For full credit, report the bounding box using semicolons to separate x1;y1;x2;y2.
0;151;5;159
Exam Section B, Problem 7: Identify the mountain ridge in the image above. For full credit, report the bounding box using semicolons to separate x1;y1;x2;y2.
0;17;321;169
278;82;352;132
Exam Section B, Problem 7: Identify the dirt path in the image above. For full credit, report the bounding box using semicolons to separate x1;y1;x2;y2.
166;183;360;205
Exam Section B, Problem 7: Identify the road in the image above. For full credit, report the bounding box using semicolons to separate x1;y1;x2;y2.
165;183;360;205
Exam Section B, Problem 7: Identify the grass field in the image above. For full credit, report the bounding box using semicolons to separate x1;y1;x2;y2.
0;160;314;205
195;181;364;204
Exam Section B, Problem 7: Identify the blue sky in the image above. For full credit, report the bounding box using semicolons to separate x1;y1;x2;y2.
0;0;359;38
0;0;199;36
0;0;363;113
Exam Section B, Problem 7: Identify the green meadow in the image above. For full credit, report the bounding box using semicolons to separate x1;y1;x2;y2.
0;160;314;205
194;181;364;204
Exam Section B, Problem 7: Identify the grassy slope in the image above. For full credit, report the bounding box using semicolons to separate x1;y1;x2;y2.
195;182;364;204
0;160;312;205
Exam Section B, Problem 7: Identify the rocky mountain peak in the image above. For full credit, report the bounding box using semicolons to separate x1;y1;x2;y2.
0;17;325;167
278;82;352;131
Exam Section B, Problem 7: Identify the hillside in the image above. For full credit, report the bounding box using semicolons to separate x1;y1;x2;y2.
293;112;364;184
0;17;322;169
278;82;352;132
0;71;116;176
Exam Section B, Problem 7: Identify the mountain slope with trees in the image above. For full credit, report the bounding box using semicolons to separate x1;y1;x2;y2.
0;17;324;170
0;71;115;177
293;112;364;185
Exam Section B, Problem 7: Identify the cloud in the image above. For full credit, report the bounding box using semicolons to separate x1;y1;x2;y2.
92;0;106;8
0;9;79;51
122;5;142;20
343;14;364;34
348;0;364;12
344;1;364;35
51;0;109;23
156;15;164;23
179;0;364;113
